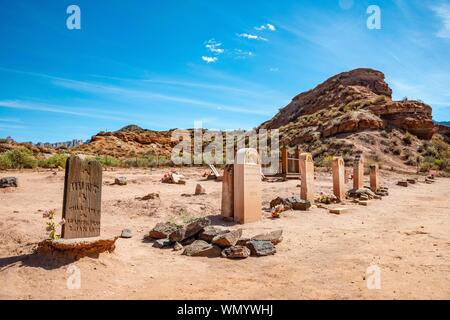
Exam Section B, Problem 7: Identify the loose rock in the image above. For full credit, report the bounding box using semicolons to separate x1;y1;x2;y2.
169;217;210;242
0;177;18;188
183;240;221;257
221;246;251;259
198;226;230;243
120;228;132;238
194;184;206;195
114;177;127;186
149;222;180;239
173;242;183;251
153;238;172;249
397;181;408;187
246;240;276;257
270;196;311;211
212;229;242;248
252;230;283;245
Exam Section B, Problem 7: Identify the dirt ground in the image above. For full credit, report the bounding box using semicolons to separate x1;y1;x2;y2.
0;167;449;300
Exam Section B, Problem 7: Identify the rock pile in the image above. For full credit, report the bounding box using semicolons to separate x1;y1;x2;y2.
0;177;18;188
148;218;282;259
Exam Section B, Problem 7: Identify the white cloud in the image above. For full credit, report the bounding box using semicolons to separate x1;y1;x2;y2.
269;67;279;72
432;3;450;39
237;33;268;41
202;56;218;63
205;39;224;54
255;23;276;31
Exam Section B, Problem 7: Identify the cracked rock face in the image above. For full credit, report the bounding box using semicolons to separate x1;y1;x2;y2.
246;240;276;257
221;246;251;259
182;240;222;258
212;229;242;248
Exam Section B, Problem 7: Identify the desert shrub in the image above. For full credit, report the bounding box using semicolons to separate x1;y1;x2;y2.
404;158;417;166
39;154;69;168
402;132;414;145
0;148;37;169
390;147;401;155
89;155;122;167
316;155;334;168
0;153;13;169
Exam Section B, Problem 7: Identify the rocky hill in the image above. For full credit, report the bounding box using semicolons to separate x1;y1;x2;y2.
259;68;449;171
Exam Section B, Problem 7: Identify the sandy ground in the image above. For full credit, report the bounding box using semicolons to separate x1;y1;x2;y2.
0;167;449;300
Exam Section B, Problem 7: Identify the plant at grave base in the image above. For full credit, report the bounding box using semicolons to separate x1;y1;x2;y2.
42;209;65;240
271;204;285;219
316;192;338;204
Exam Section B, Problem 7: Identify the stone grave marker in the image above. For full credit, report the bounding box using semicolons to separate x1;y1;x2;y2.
370;164;380;192
353;154;364;190
332;156;346;201
299;153;315;202
233;148;262;224
221;164;234;220
62;156;102;239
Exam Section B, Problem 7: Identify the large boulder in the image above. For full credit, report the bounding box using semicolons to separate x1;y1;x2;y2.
169;217;210;242
221;246;251;259
149;222;180;239
0;177;18;188
183;240;221;258
246;240;276;257
212;229;242;248
252;230;283;245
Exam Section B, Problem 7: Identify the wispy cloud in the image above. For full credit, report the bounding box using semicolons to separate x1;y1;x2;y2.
255;23;276;31
205;39;224;55
237;33;268;41
432;3;450;39
269;67;279;72
201;56;218;63
232;49;254;59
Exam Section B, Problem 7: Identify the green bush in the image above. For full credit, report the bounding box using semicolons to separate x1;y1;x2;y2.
39;154;69;168
88;155;122;167
0;148;37;169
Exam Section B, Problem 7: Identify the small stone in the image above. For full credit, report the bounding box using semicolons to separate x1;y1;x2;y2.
171;173;186;184
138;193;159;201
406;179;416;184
153;238;172;249
115;177;127;186
198;226;230;243
373;195;382;200
329;208;349;215
194;184;206;195
212;229;242;248
270;196;311;211
252;230;283;245
173;242;183;251
221;246;251;259
149;222;180;239
0;177;18;188
120;228;132;238
183;240;221;257
169;217;211;242
397;181;408;187
246;240;276;257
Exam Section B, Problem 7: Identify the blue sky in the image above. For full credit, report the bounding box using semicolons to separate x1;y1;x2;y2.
0;0;449;143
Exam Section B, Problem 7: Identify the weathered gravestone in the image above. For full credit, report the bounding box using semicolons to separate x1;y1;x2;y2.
353;154;364;190
332;156;346;201
62;156;102;239
299;153;315;202
221;164;234;220
370;164;380;192
233;148;262;224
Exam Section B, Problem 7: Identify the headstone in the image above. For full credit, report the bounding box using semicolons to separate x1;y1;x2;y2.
369;164;379;192
233;148;262;224
221;164;234;220
281;146;288;178
299;153;315;202
353;154;364;190
62;156;102;239
332;157;346;201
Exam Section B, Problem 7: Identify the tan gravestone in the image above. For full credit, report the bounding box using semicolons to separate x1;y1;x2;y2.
233;148;262;224
299;153;315;202
370;164;379;192
332;156;346;201
353;154;364;190
221;164;234;220
62;156;102;239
